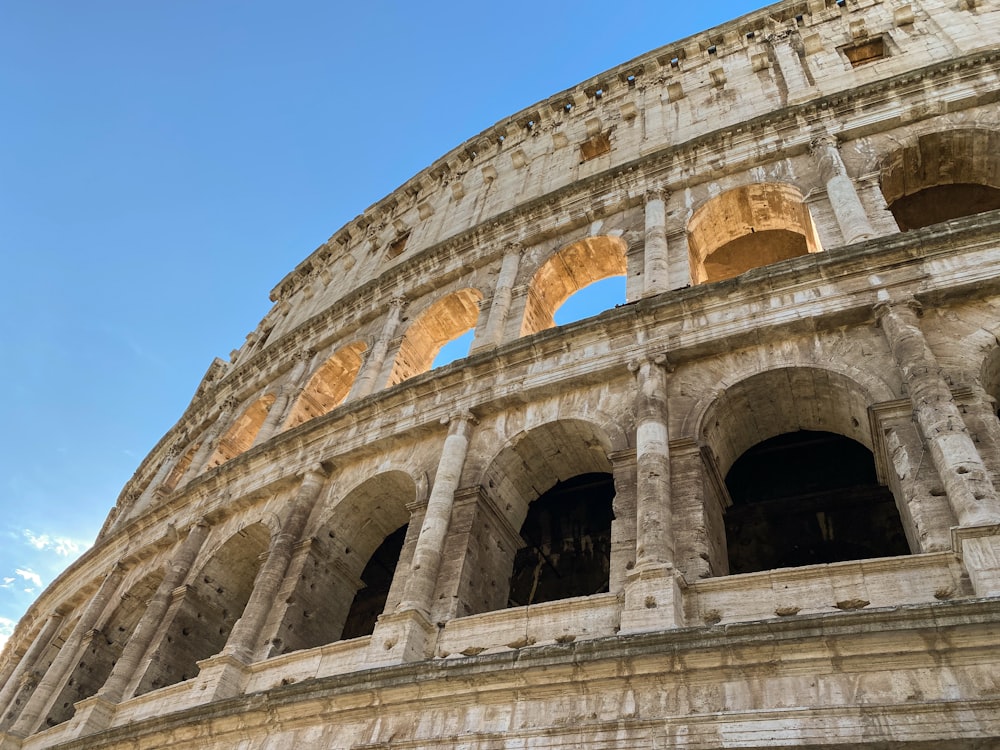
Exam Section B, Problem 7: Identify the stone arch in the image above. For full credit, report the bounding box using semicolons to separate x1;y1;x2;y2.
696;367;908;575
44;570;164;727
470;419;617;614
284;341;367;429
687;183;822;284
879;128;1000;231
205;394;276;470
272;471;415;654
388;288;483;385
133;523;270;695
521;236;628;336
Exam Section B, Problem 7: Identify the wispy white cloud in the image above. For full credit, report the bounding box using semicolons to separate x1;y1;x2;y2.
0;617;14;654
14;568;42;589
0;577;14;589
22;530;89;557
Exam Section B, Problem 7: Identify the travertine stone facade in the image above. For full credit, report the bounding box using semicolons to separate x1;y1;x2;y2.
3;0;1000;747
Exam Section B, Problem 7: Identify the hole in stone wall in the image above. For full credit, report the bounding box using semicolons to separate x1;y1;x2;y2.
340;524;408;640
724;430;909;574
580;132;612;162
843;36;886;66
507;473;614;607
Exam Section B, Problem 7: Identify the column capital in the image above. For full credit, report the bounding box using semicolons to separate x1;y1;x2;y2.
643;186;671;203
808;133;840;153
874;296;922;323
503;240;524;255
388;294;407;309
222;395;242;412
627;353;673;373
443;410;478;428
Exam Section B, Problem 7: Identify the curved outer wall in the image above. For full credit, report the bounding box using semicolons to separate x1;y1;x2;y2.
3;0;1000;748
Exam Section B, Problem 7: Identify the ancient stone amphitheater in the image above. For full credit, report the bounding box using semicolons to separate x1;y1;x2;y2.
4;0;1000;747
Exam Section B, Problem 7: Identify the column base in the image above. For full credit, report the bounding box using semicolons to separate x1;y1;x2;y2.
194;653;252;702
953;524;1000;597
367;609;436;667
619;564;685;634
65;694;117;739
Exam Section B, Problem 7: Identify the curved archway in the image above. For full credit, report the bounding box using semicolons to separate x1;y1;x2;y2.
205;395;276;470
697;367;909;576
471;419;616;614
271;471;414;654
388;289;483;386
521;236;628;337
284;341;367;429
687;183;822;284
43;570;164;727
880;129;1000;231
724;430;908;574
134;523;270;695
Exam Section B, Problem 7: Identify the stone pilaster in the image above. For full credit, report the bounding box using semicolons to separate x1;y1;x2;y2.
621;356;684;633
67;521;211;737
875;299;1000;528
185;396;241;477
348;297;405;400
374;413;475;663
253;349;314;446
470;242;522;353
0;614;64;732
7;566;124;739
643;188;670;297
810;135;875;245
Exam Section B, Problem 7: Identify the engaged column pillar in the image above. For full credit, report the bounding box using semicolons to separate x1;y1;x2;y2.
348;296;405;400
370;412;475;663
811;135;875;245
470;242;522;352
643;188;670;298
876;298;1000;596
621;356;684;633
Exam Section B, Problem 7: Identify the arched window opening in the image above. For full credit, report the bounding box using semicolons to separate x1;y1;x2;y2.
284;341;367;429
270;472;413;655
724;430;909;575
204;395;276;470
553;276;627;326
341;524;408;639
388;288;483;385
687;183;822;285
507;473;614;607
432;329;474;369
161;442;199;494
134;524;269;695
472;419;617;616
44;572;163;727
521;236;628;337
880;129;1000;231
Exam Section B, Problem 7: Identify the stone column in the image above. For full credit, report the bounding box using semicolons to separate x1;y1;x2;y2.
398;412;475;616
470;243;522;353
140;442;185;501
348;297;405;400
7;566;124;738
766;29;815;103
369;413;475;665
621;356;683;633
185;397;240;477
224;467;328;663
253;350;314;446
875;299;1000;527
811;135;875;245
80;521;210;720
643;188;670;297
0;614;64;732
631;355;675;569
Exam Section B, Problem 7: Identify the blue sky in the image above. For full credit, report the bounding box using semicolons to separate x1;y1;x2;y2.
0;1;763;649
